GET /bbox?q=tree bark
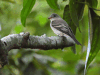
[0,32,75,68]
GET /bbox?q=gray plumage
[48,13,81,45]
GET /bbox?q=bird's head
[48,13,61,21]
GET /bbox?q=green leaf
[84,8,100,74]
[63,5,77,54]
[63,5,76,32]
[69,0,80,32]
[86,0,98,8]
[76,0,85,20]
[87,8,100,67]
[84,8,93,74]
[21,0,36,26]
[46,0,60,10]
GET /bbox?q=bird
[48,13,81,45]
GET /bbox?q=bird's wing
[52,19,81,45]
[52,20,74,37]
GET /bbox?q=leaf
[87,9,100,67]
[63,5,77,54]
[86,0,98,8]
[63,5,76,32]
[84,8,93,74]
[69,0,80,32]
[46,0,60,10]
[84,8,100,74]
[21,0,36,26]
[76,0,85,20]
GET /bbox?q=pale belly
[50,23,62,36]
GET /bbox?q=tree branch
[0,32,75,68]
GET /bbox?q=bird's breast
[50,23,62,35]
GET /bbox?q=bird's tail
[68,33,81,45]
[73,37,81,45]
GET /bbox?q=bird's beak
[48,17,52,19]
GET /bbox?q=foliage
[0,0,100,75]
[21,0,36,26]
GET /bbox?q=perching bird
[48,13,81,45]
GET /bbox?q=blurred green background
[0,0,100,75]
